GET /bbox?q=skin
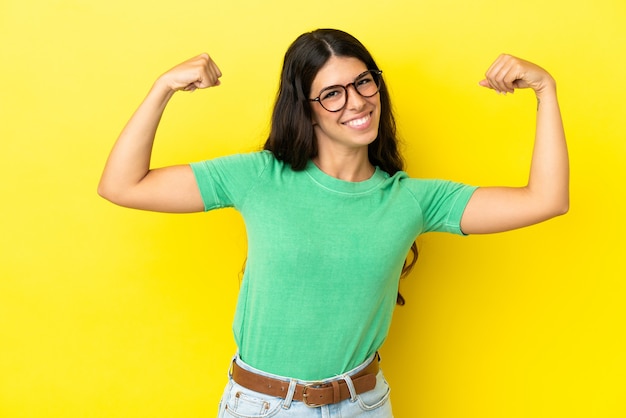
[309,56,380,182]
[98,51,568,233]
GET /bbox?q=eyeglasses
[309,69,383,112]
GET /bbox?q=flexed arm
[460,54,569,234]
[98,54,222,212]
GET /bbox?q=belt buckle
[302,383,325,408]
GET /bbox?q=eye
[356,75,374,86]
[321,87,344,101]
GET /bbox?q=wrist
[534,76,557,101]
[151,76,177,101]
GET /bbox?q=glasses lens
[319,86,346,112]
[355,71,381,98]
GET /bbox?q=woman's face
[309,56,381,156]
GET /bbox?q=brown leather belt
[231,355,379,407]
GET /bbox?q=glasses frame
[309,69,383,113]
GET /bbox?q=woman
[98,29,568,417]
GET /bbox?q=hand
[158,53,222,93]
[479,54,555,96]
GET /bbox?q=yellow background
[1,0,625,417]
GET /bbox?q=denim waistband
[229,352,379,408]
[231,351,378,384]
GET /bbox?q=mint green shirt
[191,151,477,380]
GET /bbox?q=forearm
[526,83,569,215]
[98,78,174,199]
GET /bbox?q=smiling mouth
[343,113,371,128]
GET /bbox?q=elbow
[97,184,116,205]
[532,184,569,220]
[559,198,570,216]
[550,204,569,219]
[97,180,124,206]
[97,178,113,201]
[98,179,146,210]
[557,190,570,216]
[547,195,570,219]
[97,180,109,200]
[97,182,107,200]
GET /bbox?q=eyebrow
[315,69,370,92]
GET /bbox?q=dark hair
[264,28,417,305]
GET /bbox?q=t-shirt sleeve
[406,178,478,235]
[189,151,271,211]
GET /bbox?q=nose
[345,84,367,110]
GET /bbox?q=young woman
[98,29,568,417]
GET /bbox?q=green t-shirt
[190,151,477,380]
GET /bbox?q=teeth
[345,115,369,127]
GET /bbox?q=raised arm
[97,53,222,212]
[460,54,569,234]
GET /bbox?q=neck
[312,148,375,182]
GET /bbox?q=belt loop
[282,379,297,409]
[331,380,340,404]
[341,374,358,402]
[229,353,241,377]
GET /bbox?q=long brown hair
[264,29,417,304]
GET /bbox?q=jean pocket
[220,380,285,418]
[356,371,391,412]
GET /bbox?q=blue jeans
[217,353,393,418]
